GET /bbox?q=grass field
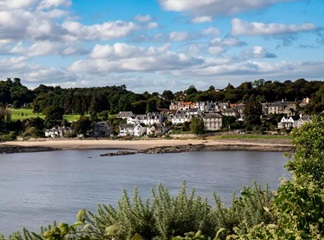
[9,108,82,122]
[212,134,292,140]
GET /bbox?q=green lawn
[214,134,292,140]
[9,108,83,122]
[9,108,44,120]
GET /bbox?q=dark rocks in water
[0,145,58,154]
[100,150,137,157]
[140,144,206,154]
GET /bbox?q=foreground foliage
[1,118,324,239]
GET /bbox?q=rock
[100,150,137,157]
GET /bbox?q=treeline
[1,78,324,115]
[0,78,33,108]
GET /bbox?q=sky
[0,0,323,93]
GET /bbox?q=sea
[0,150,290,236]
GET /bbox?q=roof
[203,113,222,118]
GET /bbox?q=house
[119,124,135,136]
[296,115,312,128]
[222,108,238,117]
[45,126,72,138]
[127,112,163,125]
[202,113,223,131]
[268,102,287,115]
[234,104,245,115]
[134,124,147,137]
[215,102,230,112]
[92,121,113,137]
[277,116,299,129]
[169,101,179,111]
[147,123,169,136]
[170,110,191,125]
[188,108,201,116]
[179,102,195,110]
[117,111,134,119]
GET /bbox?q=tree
[72,116,92,135]
[190,117,205,135]
[162,90,174,101]
[43,106,64,125]
[243,95,262,129]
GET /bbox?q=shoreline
[0,138,294,154]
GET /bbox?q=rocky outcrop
[140,144,206,154]
[100,150,137,157]
[100,142,294,157]
[0,145,59,154]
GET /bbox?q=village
[44,98,312,138]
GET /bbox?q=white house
[170,111,192,125]
[127,112,162,125]
[278,116,299,129]
[119,124,135,136]
[133,124,147,137]
[45,126,72,138]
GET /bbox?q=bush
[0,131,16,141]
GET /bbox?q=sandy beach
[0,137,294,153]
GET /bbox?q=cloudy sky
[0,0,323,93]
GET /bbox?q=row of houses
[45,98,312,138]
[169,98,309,117]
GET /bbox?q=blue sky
[0,0,323,93]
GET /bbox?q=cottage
[147,123,169,136]
[278,116,299,129]
[92,121,113,137]
[117,111,135,119]
[119,124,135,136]
[134,124,147,137]
[170,110,191,125]
[296,115,312,128]
[45,126,72,138]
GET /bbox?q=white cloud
[208,37,246,54]
[10,41,62,57]
[38,0,72,9]
[191,16,212,23]
[241,46,277,58]
[202,26,221,36]
[169,31,191,41]
[0,10,31,40]
[0,0,39,10]
[90,43,144,59]
[69,43,204,73]
[231,18,317,36]
[135,14,152,22]
[158,0,293,17]
[62,20,140,40]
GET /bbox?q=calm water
[0,150,290,236]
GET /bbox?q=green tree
[190,117,205,135]
[243,95,262,129]
[72,116,92,135]
[43,106,64,125]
